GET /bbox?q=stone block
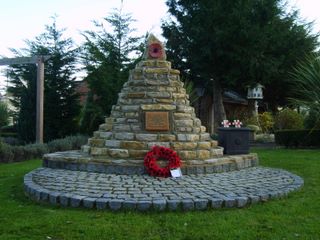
[177,134,200,141]
[120,141,146,149]
[173,113,192,120]
[99,132,113,139]
[152,199,167,211]
[172,142,197,150]
[105,140,121,148]
[200,133,211,141]
[200,126,206,133]
[155,99,174,104]
[127,119,139,123]
[147,142,170,148]
[172,93,186,99]
[49,192,60,205]
[159,134,176,141]
[127,92,146,98]
[147,92,171,98]
[111,111,125,118]
[105,117,114,124]
[130,124,142,131]
[224,197,236,208]
[211,140,218,147]
[194,199,208,210]
[167,200,180,211]
[193,118,201,127]
[236,197,248,208]
[249,195,260,204]
[83,197,96,208]
[174,120,193,128]
[176,105,194,114]
[88,138,105,147]
[115,132,135,140]
[81,145,90,153]
[144,67,171,74]
[123,200,137,210]
[136,133,158,141]
[141,104,176,111]
[128,150,149,158]
[99,123,113,131]
[121,105,140,112]
[113,124,131,132]
[90,147,109,156]
[178,150,197,160]
[40,191,49,201]
[211,198,223,209]
[197,150,210,159]
[197,142,211,150]
[115,118,126,123]
[192,127,201,133]
[96,198,109,210]
[108,149,129,158]
[182,199,194,211]
[87,163,98,172]
[137,200,152,211]
[124,112,139,118]
[70,195,85,208]
[145,79,170,86]
[109,199,123,211]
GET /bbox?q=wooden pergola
[0,56,50,143]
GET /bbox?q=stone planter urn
[218,127,252,155]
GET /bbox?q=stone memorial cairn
[43,34,258,174]
[24,35,303,211]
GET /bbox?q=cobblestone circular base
[24,167,303,211]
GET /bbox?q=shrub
[0,134,88,163]
[0,141,14,163]
[258,112,274,133]
[247,124,260,133]
[274,108,304,130]
[304,109,320,129]
[275,129,320,148]
[47,135,88,152]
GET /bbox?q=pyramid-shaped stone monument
[43,34,258,174]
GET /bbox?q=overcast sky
[0,0,320,88]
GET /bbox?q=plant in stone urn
[218,119,251,155]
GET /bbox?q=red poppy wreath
[144,146,181,177]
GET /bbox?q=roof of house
[223,90,248,105]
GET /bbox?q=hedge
[0,135,88,163]
[275,129,320,148]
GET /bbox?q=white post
[36,56,44,143]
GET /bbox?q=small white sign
[170,168,182,178]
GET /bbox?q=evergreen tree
[162,0,319,130]
[0,102,9,129]
[7,18,80,142]
[80,7,142,133]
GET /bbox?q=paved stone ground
[24,167,303,211]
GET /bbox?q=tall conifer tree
[7,17,80,142]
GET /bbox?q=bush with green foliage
[246,124,260,133]
[47,135,88,152]
[275,129,320,148]
[274,108,304,130]
[304,109,320,129]
[290,54,320,129]
[0,135,88,163]
[258,112,274,133]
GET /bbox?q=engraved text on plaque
[145,112,169,131]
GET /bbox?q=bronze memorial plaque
[145,112,169,131]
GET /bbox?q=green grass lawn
[0,148,319,240]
